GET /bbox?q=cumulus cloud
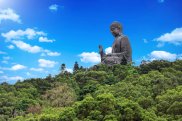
[2,56,10,64]
[46,51,61,56]
[49,4,58,11]
[11,40,60,56]
[2,28,59,56]
[1,56,10,64]
[177,54,182,60]
[155,27,182,47]
[39,37,55,43]
[0,8,21,23]
[1,60,8,64]
[0,51,7,54]
[3,56,10,60]
[10,64,27,71]
[105,47,112,54]
[1,64,26,71]
[66,68,73,73]
[138,51,182,64]
[43,49,61,56]
[79,52,100,63]
[1,28,46,41]
[149,51,177,61]
[0,75,23,82]
[30,68,44,72]
[12,40,42,53]
[7,45,15,49]
[38,59,57,68]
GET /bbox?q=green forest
[0,60,182,121]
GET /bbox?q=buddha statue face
[110,21,122,37]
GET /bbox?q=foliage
[156,86,182,116]
[42,84,77,107]
[0,60,181,121]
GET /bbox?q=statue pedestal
[101,53,126,66]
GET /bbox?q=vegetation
[0,60,182,121]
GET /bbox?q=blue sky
[0,0,182,84]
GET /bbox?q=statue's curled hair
[110,21,122,32]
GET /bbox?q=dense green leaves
[0,60,181,121]
[156,86,182,116]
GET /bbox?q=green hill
[0,60,182,121]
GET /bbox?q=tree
[42,84,77,107]
[2,60,182,120]
[45,74,54,82]
[156,85,182,115]
[26,104,42,114]
[60,63,66,73]
[73,61,79,73]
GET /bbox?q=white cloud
[30,67,44,72]
[49,4,58,11]
[1,56,10,64]
[0,71,4,74]
[105,47,112,54]
[38,59,57,68]
[25,72,37,77]
[3,56,10,60]
[10,64,27,71]
[43,49,61,56]
[0,8,21,23]
[47,51,61,56]
[1,64,26,71]
[66,68,73,73]
[0,51,7,54]
[149,51,177,61]
[0,75,23,82]
[7,45,15,49]
[1,28,46,41]
[155,28,182,46]
[2,28,61,56]
[177,54,182,60]
[12,40,42,53]
[11,40,60,56]
[1,60,8,64]
[137,51,182,64]
[39,37,55,43]
[79,52,100,63]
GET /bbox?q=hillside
[0,60,182,121]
